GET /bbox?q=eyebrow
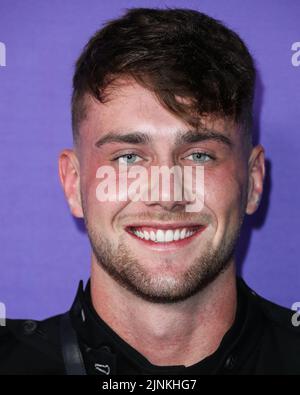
[95,131,151,147]
[95,128,234,149]
[174,129,234,149]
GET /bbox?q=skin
[59,78,265,367]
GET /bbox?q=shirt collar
[69,277,264,374]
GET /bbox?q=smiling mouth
[125,225,205,245]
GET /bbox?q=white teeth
[165,230,173,242]
[174,229,180,241]
[180,229,187,239]
[137,230,144,239]
[132,227,198,243]
[150,231,156,242]
[144,230,150,240]
[156,229,164,242]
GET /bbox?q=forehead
[79,79,239,144]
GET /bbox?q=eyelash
[112,151,215,164]
[184,152,215,163]
[112,153,142,164]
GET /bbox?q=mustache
[118,211,211,225]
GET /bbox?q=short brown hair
[72,8,255,146]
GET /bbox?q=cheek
[80,160,129,229]
[80,160,100,209]
[204,162,246,224]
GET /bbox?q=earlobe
[58,149,84,218]
[245,145,265,215]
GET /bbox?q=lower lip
[125,226,206,251]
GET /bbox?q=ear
[58,149,83,218]
[246,144,265,215]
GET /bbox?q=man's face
[65,79,262,304]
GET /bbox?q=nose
[144,195,188,212]
[142,164,198,212]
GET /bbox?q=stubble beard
[85,218,242,304]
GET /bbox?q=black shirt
[1,277,300,375]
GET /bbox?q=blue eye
[115,153,141,164]
[186,152,213,163]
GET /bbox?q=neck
[90,258,237,367]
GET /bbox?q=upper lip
[125,222,204,230]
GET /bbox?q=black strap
[60,312,87,375]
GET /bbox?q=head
[59,8,265,303]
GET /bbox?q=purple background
[0,0,299,319]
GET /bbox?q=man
[1,8,299,375]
